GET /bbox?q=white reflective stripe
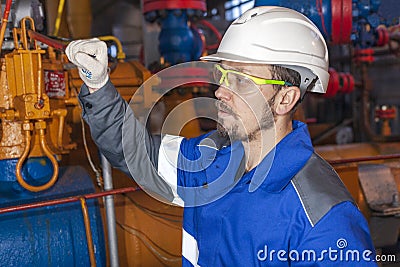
[197,144,218,150]
[182,229,200,267]
[158,134,184,207]
[291,180,314,227]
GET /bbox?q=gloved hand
[66,38,109,90]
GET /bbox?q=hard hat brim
[201,52,266,64]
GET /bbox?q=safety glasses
[213,64,293,95]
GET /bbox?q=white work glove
[66,38,109,90]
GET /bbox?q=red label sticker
[44,70,66,98]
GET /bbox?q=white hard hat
[201,6,329,94]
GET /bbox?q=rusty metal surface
[0,59,11,109]
[315,142,400,218]
[0,120,25,158]
[358,164,400,215]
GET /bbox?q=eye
[236,75,249,89]
[236,76,247,85]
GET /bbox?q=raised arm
[66,39,178,204]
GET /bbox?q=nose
[215,85,233,101]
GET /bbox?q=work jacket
[79,80,377,266]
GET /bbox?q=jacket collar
[198,121,314,193]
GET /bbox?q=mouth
[216,101,235,117]
[218,109,230,117]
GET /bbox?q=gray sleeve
[78,80,175,202]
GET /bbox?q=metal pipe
[0,187,139,214]
[53,109,68,149]
[21,17,45,108]
[101,154,120,267]
[53,0,66,36]
[98,36,126,61]
[16,123,60,192]
[21,17,37,50]
[36,50,44,108]
[57,111,65,150]
[27,30,67,51]
[18,46,26,94]
[16,123,33,191]
[80,197,97,267]
[38,126,59,189]
[28,52,36,91]
[328,153,400,165]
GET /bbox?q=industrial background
[0,0,399,266]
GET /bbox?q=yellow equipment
[0,17,77,192]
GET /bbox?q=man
[66,6,376,266]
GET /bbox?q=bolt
[34,98,45,109]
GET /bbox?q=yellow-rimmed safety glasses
[213,64,293,95]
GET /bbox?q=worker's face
[214,62,277,141]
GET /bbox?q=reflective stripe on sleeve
[182,229,200,266]
[158,134,185,206]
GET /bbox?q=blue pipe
[0,166,106,266]
[0,157,53,194]
[158,9,203,65]
[255,0,384,47]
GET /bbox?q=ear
[275,87,301,115]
